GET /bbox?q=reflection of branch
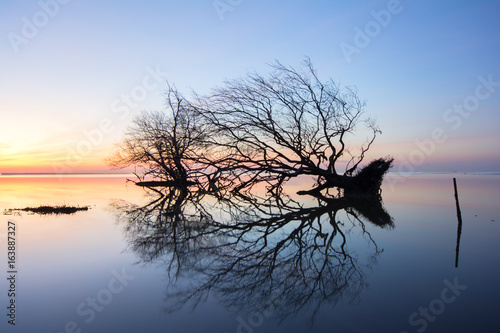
[112,186,393,322]
[111,187,218,280]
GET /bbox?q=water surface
[1,173,499,333]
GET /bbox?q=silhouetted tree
[108,85,211,188]
[110,59,393,195]
[198,58,393,195]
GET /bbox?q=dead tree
[198,58,393,195]
[108,85,211,188]
[110,59,393,196]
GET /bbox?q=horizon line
[1,171,500,176]
[0,172,133,175]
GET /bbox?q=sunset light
[1,1,499,332]
[1,1,499,175]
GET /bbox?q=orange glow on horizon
[0,141,123,174]
[2,134,499,174]
[0,158,114,174]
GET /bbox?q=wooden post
[453,178,463,268]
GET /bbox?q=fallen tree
[110,59,393,196]
[197,58,393,195]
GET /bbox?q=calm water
[1,173,499,333]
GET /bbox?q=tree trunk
[298,157,393,197]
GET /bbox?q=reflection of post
[453,178,463,268]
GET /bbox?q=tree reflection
[111,185,393,322]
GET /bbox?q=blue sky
[1,0,499,173]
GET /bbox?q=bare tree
[110,59,392,195]
[108,85,211,188]
[198,58,393,195]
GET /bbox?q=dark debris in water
[3,205,90,216]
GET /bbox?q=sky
[1,0,499,174]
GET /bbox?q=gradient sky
[1,0,499,174]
